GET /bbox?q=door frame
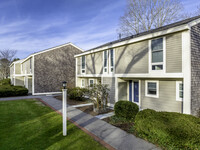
[128,80,141,107]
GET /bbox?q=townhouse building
[10,43,83,95]
[75,16,200,116]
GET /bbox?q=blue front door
[129,80,132,102]
[134,82,139,103]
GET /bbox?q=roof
[75,15,200,57]
[21,42,83,63]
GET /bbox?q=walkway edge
[37,98,115,150]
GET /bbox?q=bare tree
[118,0,183,36]
[0,49,17,79]
[197,5,200,15]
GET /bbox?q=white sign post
[62,88,67,136]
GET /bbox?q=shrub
[0,85,28,97]
[114,101,139,120]
[68,87,88,101]
[0,79,11,85]
[134,109,200,149]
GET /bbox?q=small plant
[114,101,139,120]
[68,87,89,101]
[87,84,110,113]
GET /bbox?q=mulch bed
[103,117,134,133]
[54,96,89,105]
[77,105,114,116]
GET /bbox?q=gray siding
[15,63,21,74]
[103,77,115,104]
[191,23,200,116]
[34,45,82,93]
[115,40,149,74]
[141,80,182,113]
[118,78,127,100]
[166,32,182,73]
[77,57,81,75]
[86,52,103,74]
[28,77,32,93]
[15,77,24,86]
[22,59,31,74]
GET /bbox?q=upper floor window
[151,38,163,70]
[103,51,108,73]
[103,49,114,74]
[176,81,183,101]
[81,56,86,74]
[110,49,114,73]
[30,58,32,73]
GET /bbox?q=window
[151,38,164,70]
[103,49,114,73]
[176,81,183,101]
[89,79,94,87]
[81,79,85,88]
[30,58,32,73]
[81,56,86,74]
[103,51,108,73]
[145,80,159,98]
[110,49,114,73]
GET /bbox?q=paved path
[0,95,160,150]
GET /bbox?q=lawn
[0,99,107,150]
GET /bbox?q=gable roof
[21,42,83,63]
[75,15,200,57]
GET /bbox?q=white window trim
[89,79,95,86]
[25,63,27,74]
[103,50,108,74]
[109,49,115,74]
[149,37,166,73]
[81,79,85,88]
[21,64,23,74]
[145,80,159,98]
[81,56,86,74]
[176,81,183,101]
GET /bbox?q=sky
[0,0,200,59]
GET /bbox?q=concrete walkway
[0,95,160,150]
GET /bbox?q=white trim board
[77,73,183,78]
[33,92,62,95]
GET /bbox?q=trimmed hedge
[114,101,139,120]
[0,85,28,97]
[68,87,89,101]
[0,79,11,85]
[134,109,200,149]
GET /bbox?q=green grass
[0,99,107,150]
[134,109,200,150]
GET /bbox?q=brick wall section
[191,23,200,116]
[34,45,81,93]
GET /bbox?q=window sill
[145,94,159,98]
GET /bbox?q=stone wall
[34,45,82,93]
[191,23,200,116]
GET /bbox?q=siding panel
[86,52,103,74]
[166,33,182,73]
[115,41,149,74]
[141,80,182,113]
[103,77,115,104]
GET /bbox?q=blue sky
[0,0,200,59]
